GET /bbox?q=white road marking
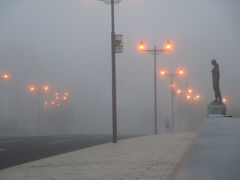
[0,149,7,152]
[48,140,71,144]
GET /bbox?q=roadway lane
[0,135,133,169]
[172,116,240,180]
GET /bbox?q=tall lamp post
[0,72,10,120]
[28,84,50,135]
[159,68,184,133]
[138,40,172,134]
[99,0,123,143]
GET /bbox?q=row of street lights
[174,85,201,102]
[0,71,72,135]
[159,68,185,133]
[98,0,185,141]
[28,84,70,135]
[184,88,201,102]
[138,40,172,134]
[97,0,230,142]
[99,0,209,141]
[99,0,172,142]
[43,92,69,109]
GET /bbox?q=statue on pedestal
[211,59,222,104]
[208,59,226,115]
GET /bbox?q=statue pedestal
[207,103,226,115]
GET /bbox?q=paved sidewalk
[173,117,240,180]
[0,133,197,180]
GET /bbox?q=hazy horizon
[0,0,239,135]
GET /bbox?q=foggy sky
[0,0,240,134]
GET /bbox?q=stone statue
[211,59,222,104]
[207,59,226,115]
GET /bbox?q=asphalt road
[0,134,133,170]
[172,116,240,180]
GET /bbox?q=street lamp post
[28,84,50,135]
[170,73,174,132]
[99,0,123,143]
[0,72,10,121]
[160,68,184,133]
[139,41,172,134]
[37,91,41,135]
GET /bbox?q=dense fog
[0,0,239,135]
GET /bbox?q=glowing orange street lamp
[188,89,193,94]
[186,95,191,100]
[178,68,184,76]
[165,40,172,50]
[159,69,166,77]
[139,41,145,51]
[29,85,36,92]
[193,95,201,102]
[43,85,49,92]
[55,92,59,96]
[63,96,67,101]
[177,89,181,95]
[55,96,59,100]
[159,68,185,78]
[1,73,9,80]
[222,98,227,103]
[64,92,69,96]
[51,101,55,105]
